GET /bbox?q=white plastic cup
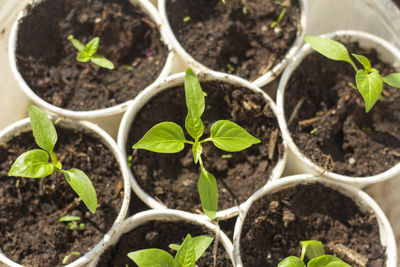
[0,117,131,267]
[232,174,397,267]
[8,0,174,138]
[88,209,235,266]
[158,0,307,88]
[276,30,400,187]
[118,71,287,219]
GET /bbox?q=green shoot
[62,251,81,265]
[59,215,85,231]
[226,63,235,72]
[8,105,97,213]
[132,68,260,219]
[128,234,214,267]
[304,35,400,112]
[67,35,114,70]
[183,16,191,22]
[222,0,226,3]
[278,240,351,267]
[270,8,287,28]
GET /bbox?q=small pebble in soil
[348,157,356,165]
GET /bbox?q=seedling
[128,234,214,267]
[67,35,114,70]
[8,105,97,213]
[304,35,400,112]
[278,240,351,267]
[62,251,80,265]
[132,68,260,219]
[59,215,85,231]
[270,8,286,28]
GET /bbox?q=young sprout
[67,35,114,70]
[270,8,287,28]
[128,234,214,267]
[132,68,260,219]
[59,215,85,231]
[278,240,351,267]
[62,251,81,265]
[8,105,97,213]
[304,35,400,112]
[183,16,191,22]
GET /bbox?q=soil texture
[16,0,168,111]
[97,220,232,266]
[166,0,301,81]
[240,183,385,266]
[127,81,284,213]
[0,126,124,266]
[284,42,400,176]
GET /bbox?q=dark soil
[284,42,400,176]
[0,126,124,266]
[97,220,232,266]
[240,183,386,266]
[127,81,284,213]
[16,0,169,111]
[166,0,301,81]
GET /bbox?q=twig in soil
[326,242,368,267]
[287,97,305,125]
[59,197,82,217]
[211,220,221,267]
[298,115,323,127]
[268,128,279,160]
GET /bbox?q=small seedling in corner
[132,68,260,219]
[8,105,97,213]
[59,215,85,231]
[128,234,214,267]
[278,240,351,267]
[270,8,286,28]
[304,35,400,112]
[62,251,81,265]
[67,35,114,69]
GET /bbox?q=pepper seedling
[278,240,351,267]
[8,105,97,213]
[67,35,114,70]
[59,215,85,231]
[128,234,214,267]
[62,251,81,265]
[304,35,400,112]
[132,68,260,219]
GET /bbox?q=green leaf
[184,68,205,140]
[132,122,187,153]
[8,149,54,178]
[63,168,97,213]
[304,35,357,71]
[128,249,174,267]
[59,215,81,222]
[84,37,99,57]
[278,256,306,267]
[300,240,325,261]
[382,73,400,88]
[308,255,351,267]
[67,35,85,52]
[191,235,214,261]
[192,142,202,164]
[91,55,114,69]
[175,234,196,267]
[77,52,91,62]
[169,244,181,251]
[351,53,371,72]
[198,168,218,219]
[209,120,260,152]
[355,69,383,112]
[28,105,57,154]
